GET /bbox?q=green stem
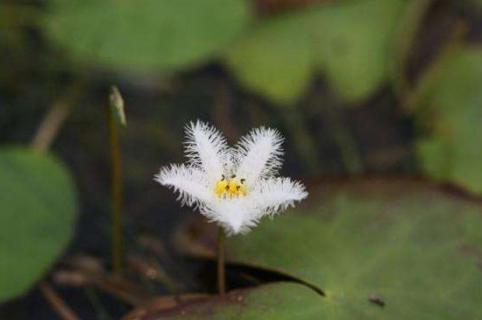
[107,105,123,275]
[217,226,226,295]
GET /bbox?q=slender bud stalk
[107,86,125,275]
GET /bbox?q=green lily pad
[313,0,405,101]
[46,0,250,72]
[0,148,77,302]
[224,12,313,105]
[124,283,325,320]
[224,0,406,105]
[416,46,482,193]
[166,177,482,318]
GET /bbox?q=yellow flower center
[214,175,247,198]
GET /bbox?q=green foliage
[47,0,407,104]
[162,179,482,318]
[416,46,482,193]
[46,0,250,72]
[313,0,405,101]
[0,148,77,302]
[224,12,313,105]
[225,0,406,105]
[155,283,323,319]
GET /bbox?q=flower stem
[217,226,226,296]
[107,102,123,275]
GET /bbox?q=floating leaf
[46,0,250,72]
[416,46,482,193]
[225,0,407,105]
[166,178,482,318]
[123,283,324,320]
[0,148,77,302]
[224,11,313,105]
[313,0,405,101]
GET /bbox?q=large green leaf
[124,283,325,320]
[313,0,405,101]
[0,148,77,302]
[224,12,313,105]
[224,0,406,105]
[46,0,250,72]
[416,46,482,193]
[162,178,482,318]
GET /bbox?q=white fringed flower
[155,120,308,235]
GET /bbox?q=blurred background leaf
[416,46,482,193]
[224,10,313,105]
[0,148,77,302]
[225,0,407,106]
[46,0,251,72]
[313,0,406,102]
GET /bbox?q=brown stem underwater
[39,281,80,320]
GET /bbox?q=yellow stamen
[215,180,229,196]
[214,177,247,198]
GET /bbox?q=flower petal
[155,164,212,207]
[252,177,308,215]
[185,120,229,184]
[203,198,261,235]
[234,127,283,185]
